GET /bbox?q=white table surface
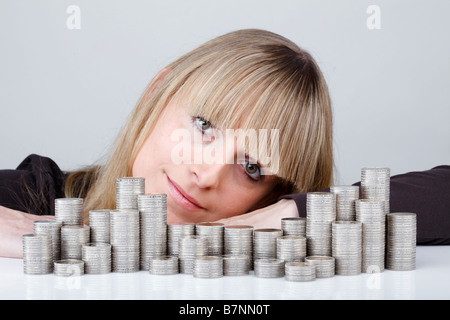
[1,246,449,300]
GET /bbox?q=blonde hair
[65,29,333,224]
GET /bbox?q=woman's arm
[0,205,55,258]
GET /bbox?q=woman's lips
[166,175,204,211]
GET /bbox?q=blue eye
[243,161,261,181]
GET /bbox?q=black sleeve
[279,165,450,246]
[0,154,67,216]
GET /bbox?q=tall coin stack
[332,221,362,275]
[55,198,83,226]
[23,234,53,275]
[276,236,307,263]
[253,229,283,260]
[89,210,111,244]
[168,223,195,256]
[178,235,208,274]
[82,243,112,274]
[281,217,306,237]
[61,225,90,260]
[361,168,390,214]
[306,192,336,256]
[330,185,360,221]
[224,225,253,271]
[138,194,167,270]
[110,209,140,272]
[195,222,224,256]
[33,220,62,261]
[356,200,386,273]
[116,177,145,209]
[386,213,417,271]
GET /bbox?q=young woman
[0,29,449,258]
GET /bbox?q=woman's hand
[216,199,299,229]
[0,206,55,259]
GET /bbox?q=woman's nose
[190,163,229,189]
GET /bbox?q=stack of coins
[110,209,140,272]
[89,209,110,243]
[116,177,145,209]
[253,229,283,260]
[194,256,223,278]
[224,225,253,268]
[276,236,307,262]
[195,222,224,256]
[178,235,208,274]
[61,226,90,260]
[332,221,362,275]
[82,243,112,274]
[356,200,385,273]
[281,217,306,237]
[23,234,53,275]
[361,167,390,214]
[306,192,336,256]
[33,220,62,261]
[330,185,360,221]
[284,262,316,282]
[168,223,195,256]
[254,259,285,278]
[149,256,179,275]
[386,213,417,271]
[222,255,250,276]
[138,194,167,270]
[305,256,335,278]
[55,198,83,226]
[53,260,85,277]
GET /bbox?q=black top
[1,154,449,245]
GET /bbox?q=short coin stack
[276,236,306,263]
[55,198,83,226]
[305,256,335,278]
[138,194,168,270]
[149,256,179,275]
[61,225,90,260]
[194,256,223,278]
[33,220,62,261]
[110,209,140,272]
[330,185,360,221]
[89,209,111,243]
[306,192,336,256]
[253,229,283,260]
[168,223,195,256]
[23,234,53,275]
[284,262,316,282]
[53,260,85,277]
[178,235,208,274]
[386,213,417,271]
[254,259,285,278]
[223,255,250,276]
[82,243,112,274]
[195,222,224,256]
[356,200,385,273]
[116,177,145,210]
[331,221,362,275]
[361,168,390,214]
[281,217,306,237]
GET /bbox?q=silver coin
[33,220,62,261]
[55,198,83,226]
[178,235,208,274]
[223,255,250,276]
[305,256,335,278]
[285,262,316,282]
[149,256,179,275]
[332,221,362,276]
[23,234,53,275]
[254,259,285,278]
[89,210,111,244]
[194,256,223,278]
[116,177,145,210]
[168,223,195,256]
[54,259,84,277]
[386,213,416,271]
[61,225,90,260]
[195,222,224,256]
[281,217,306,237]
[82,243,112,274]
[253,228,283,260]
[330,185,360,221]
[276,236,307,263]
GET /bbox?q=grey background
[1,0,449,185]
